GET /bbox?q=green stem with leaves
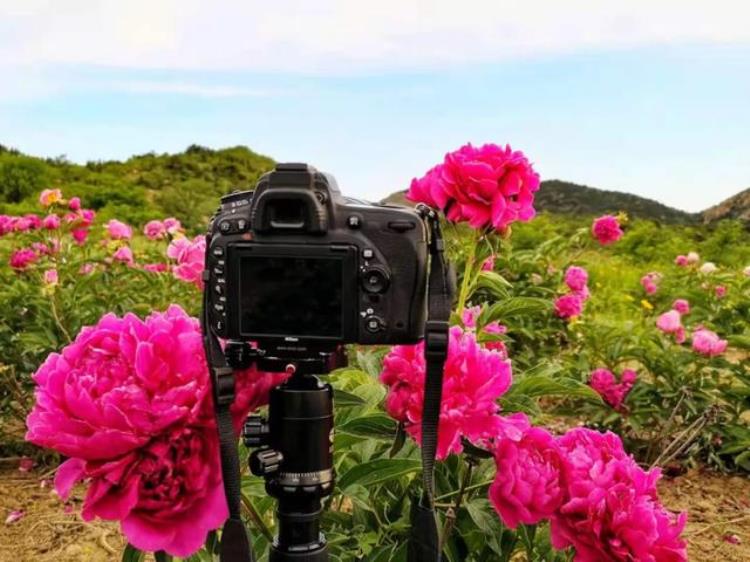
[456,230,483,313]
[440,457,476,550]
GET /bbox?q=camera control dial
[361,267,389,294]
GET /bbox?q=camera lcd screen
[239,256,344,338]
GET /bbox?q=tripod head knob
[243,415,270,447]
[250,448,284,477]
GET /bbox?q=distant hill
[702,188,750,223]
[384,180,700,224]
[0,143,274,230]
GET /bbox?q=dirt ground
[0,464,748,562]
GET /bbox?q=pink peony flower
[9,248,38,271]
[54,425,227,557]
[554,294,584,319]
[715,285,727,299]
[564,266,588,293]
[0,215,13,235]
[380,326,512,459]
[551,428,687,562]
[143,220,167,240]
[26,305,285,461]
[25,214,42,230]
[462,305,481,329]
[39,189,63,207]
[641,272,661,295]
[68,197,81,211]
[113,246,135,266]
[674,255,688,267]
[489,416,565,529]
[143,263,169,273]
[167,236,206,289]
[589,368,637,410]
[591,215,623,246]
[72,228,89,245]
[79,263,95,275]
[691,328,727,357]
[43,269,59,286]
[105,219,133,240]
[407,143,540,232]
[13,217,32,232]
[19,457,35,472]
[656,310,686,344]
[163,217,183,235]
[42,214,61,230]
[672,299,690,315]
[482,255,495,271]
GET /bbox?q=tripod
[241,349,345,562]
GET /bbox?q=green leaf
[481,297,552,324]
[154,552,173,562]
[728,335,750,350]
[502,374,602,403]
[333,387,367,407]
[338,414,397,439]
[465,499,500,534]
[389,423,407,457]
[121,544,145,562]
[473,271,512,298]
[338,458,422,491]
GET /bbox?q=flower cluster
[555,265,590,320]
[489,422,686,561]
[692,328,727,357]
[589,368,637,410]
[591,215,623,246]
[26,305,287,556]
[674,251,700,267]
[656,310,686,344]
[407,143,540,232]
[461,305,508,356]
[656,298,727,356]
[380,325,512,459]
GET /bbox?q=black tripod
[241,348,345,562]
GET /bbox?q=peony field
[0,142,748,562]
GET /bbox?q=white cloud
[0,0,748,73]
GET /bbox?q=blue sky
[1,1,749,212]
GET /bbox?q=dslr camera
[205,162,430,356]
[203,163,451,562]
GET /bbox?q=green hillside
[0,143,274,231]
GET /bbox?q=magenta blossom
[589,368,637,410]
[564,266,588,293]
[641,272,661,295]
[43,269,59,286]
[554,294,584,320]
[143,263,169,273]
[691,328,727,357]
[489,415,565,529]
[143,220,167,240]
[9,248,38,271]
[54,425,227,557]
[551,428,687,562]
[68,197,81,211]
[72,228,89,245]
[407,143,540,232]
[672,299,690,315]
[163,217,183,235]
[482,255,495,271]
[380,326,512,459]
[674,255,688,267]
[591,215,623,246]
[106,219,133,240]
[42,214,61,230]
[715,285,727,299]
[167,236,206,289]
[461,306,508,355]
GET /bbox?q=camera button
[214,303,225,312]
[388,220,416,232]
[214,284,223,295]
[213,265,224,275]
[365,316,385,333]
[362,249,374,259]
[212,246,224,257]
[237,219,248,231]
[347,215,362,229]
[219,221,232,233]
[216,320,225,331]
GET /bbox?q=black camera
[205,162,429,352]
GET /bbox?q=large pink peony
[407,143,540,232]
[656,310,686,344]
[9,248,38,271]
[55,425,227,557]
[380,326,512,459]
[564,266,588,293]
[106,219,133,240]
[554,293,584,320]
[551,428,687,562]
[167,235,206,289]
[489,415,565,529]
[591,215,623,246]
[672,299,690,315]
[143,220,167,240]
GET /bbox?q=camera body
[205,163,429,353]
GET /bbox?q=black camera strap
[201,258,256,562]
[408,208,452,562]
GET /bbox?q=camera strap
[201,259,256,562]
[408,209,452,562]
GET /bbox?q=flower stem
[456,231,482,313]
[439,458,475,550]
[240,493,274,542]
